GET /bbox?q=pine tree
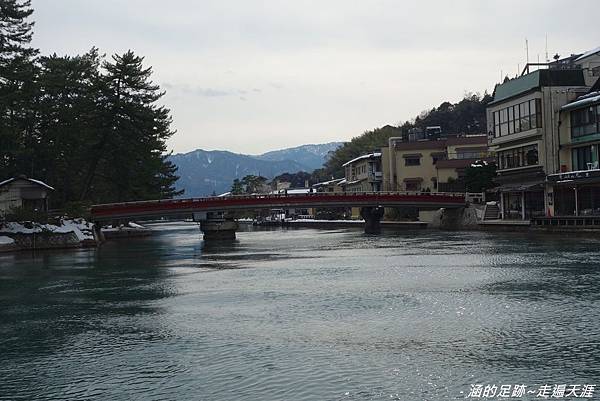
[231,179,243,195]
[0,0,38,178]
[35,49,103,204]
[80,50,181,202]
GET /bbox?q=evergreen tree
[35,49,103,205]
[240,175,267,194]
[231,179,243,195]
[80,50,181,202]
[0,3,182,208]
[465,160,497,192]
[0,0,38,178]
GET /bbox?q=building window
[456,151,484,159]
[572,145,599,171]
[497,144,538,170]
[431,153,446,164]
[492,99,541,137]
[571,105,599,139]
[405,157,421,166]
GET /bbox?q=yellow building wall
[381,147,392,191]
[436,167,458,183]
[394,148,441,191]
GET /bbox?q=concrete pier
[198,212,239,240]
[360,206,385,234]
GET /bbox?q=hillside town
[253,45,600,229]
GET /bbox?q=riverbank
[0,219,97,251]
[0,219,157,253]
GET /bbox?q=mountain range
[169,142,343,197]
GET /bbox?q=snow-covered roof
[575,46,600,62]
[342,152,382,167]
[561,91,600,111]
[0,177,55,191]
[312,178,344,187]
[269,188,313,195]
[285,188,312,194]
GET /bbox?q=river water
[0,222,599,400]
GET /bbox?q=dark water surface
[1,223,599,400]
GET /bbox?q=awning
[492,181,545,192]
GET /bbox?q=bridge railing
[91,191,465,210]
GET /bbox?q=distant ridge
[169,142,343,197]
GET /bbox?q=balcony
[368,171,383,182]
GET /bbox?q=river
[1,222,599,400]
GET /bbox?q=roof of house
[342,152,381,167]
[575,46,600,62]
[446,135,488,146]
[0,176,55,191]
[490,69,586,106]
[270,188,312,195]
[394,140,447,151]
[561,91,600,112]
[312,178,344,187]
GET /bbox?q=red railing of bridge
[90,191,465,220]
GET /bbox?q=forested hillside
[321,93,492,178]
[0,0,180,207]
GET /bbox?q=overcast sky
[31,0,599,155]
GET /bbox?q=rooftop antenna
[545,35,549,62]
[526,38,530,65]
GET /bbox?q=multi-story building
[341,152,383,192]
[546,80,600,216]
[381,135,490,192]
[486,57,597,219]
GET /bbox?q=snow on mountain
[169,142,344,197]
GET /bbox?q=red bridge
[91,192,465,239]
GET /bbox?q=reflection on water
[1,222,599,400]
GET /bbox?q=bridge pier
[360,206,385,234]
[197,212,239,240]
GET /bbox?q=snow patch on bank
[0,236,15,245]
[1,219,95,242]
